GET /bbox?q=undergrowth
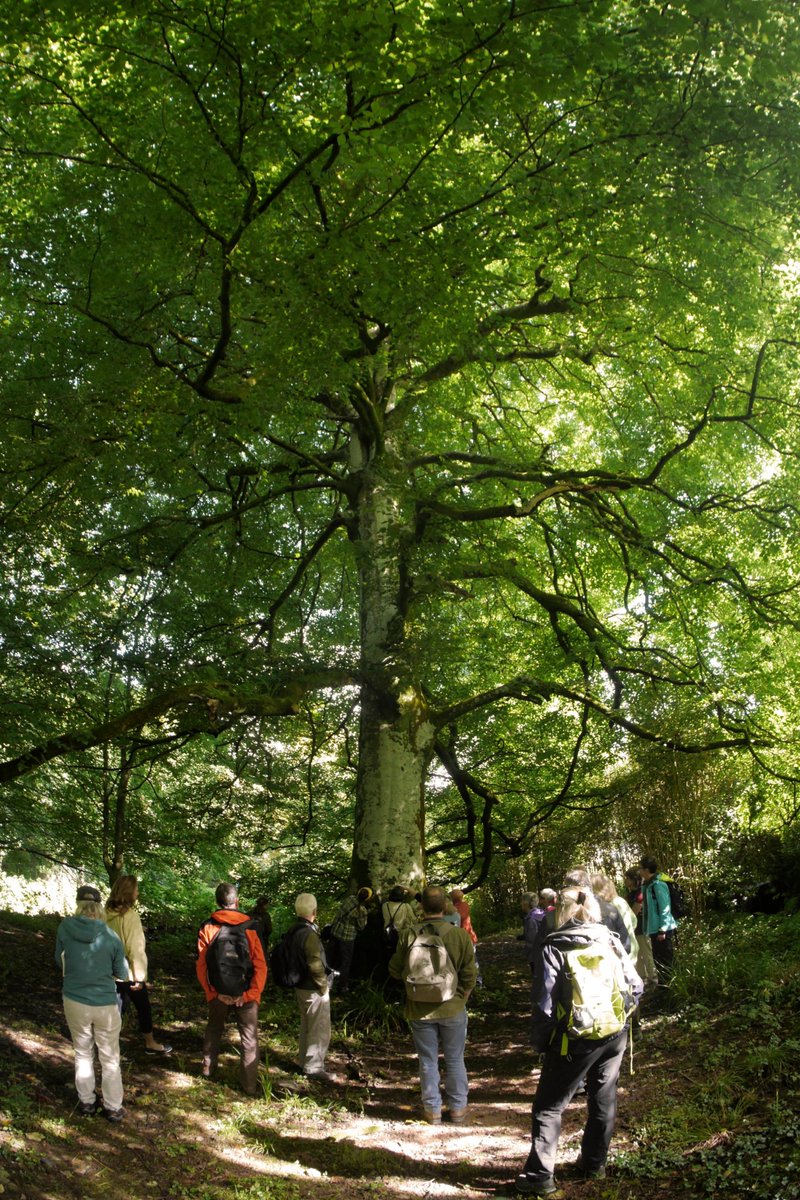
[616,912,800,1199]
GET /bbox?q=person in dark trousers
[197,883,267,1096]
[247,896,273,960]
[329,887,372,992]
[521,889,557,976]
[639,856,678,996]
[105,875,172,1055]
[515,888,642,1196]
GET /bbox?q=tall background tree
[2,0,800,899]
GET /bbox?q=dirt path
[0,918,664,1200]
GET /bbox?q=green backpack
[564,940,630,1040]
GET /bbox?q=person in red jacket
[450,888,483,988]
[197,882,267,1096]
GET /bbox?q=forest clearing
[3,5,800,1196]
[1,910,798,1200]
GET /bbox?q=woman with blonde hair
[514,887,642,1196]
[591,872,639,964]
[56,885,128,1119]
[105,875,172,1055]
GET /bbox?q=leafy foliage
[2,0,800,892]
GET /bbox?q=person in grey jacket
[55,885,129,1120]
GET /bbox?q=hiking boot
[514,1174,560,1196]
[448,1107,468,1125]
[574,1158,606,1180]
[103,1106,125,1123]
[78,1098,99,1116]
[422,1109,442,1124]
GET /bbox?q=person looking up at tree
[639,856,678,998]
[105,875,172,1055]
[197,882,267,1096]
[330,886,372,993]
[56,885,128,1121]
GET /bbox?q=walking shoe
[103,1106,125,1123]
[78,1098,99,1116]
[145,1042,173,1055]
[574,1158,606,1180]
[514,1174,560,1196]
[304,1069,337,1084]
[448,1107,468,1125]
[422,1109,442,1124]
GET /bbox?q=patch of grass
[335,981,405,1041]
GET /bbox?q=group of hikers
[54,856,681,1194]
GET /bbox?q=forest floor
[0,911,793,1200]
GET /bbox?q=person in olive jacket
[389,884,477,1125]
[55,885,129,1120]
[286,892,335,1082]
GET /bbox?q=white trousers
[63,997,123,1111]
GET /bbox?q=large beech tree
[2,0,800,890]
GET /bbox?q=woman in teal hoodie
[639,857,678,993]
[55,885,129,1120]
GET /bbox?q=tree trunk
[349,428,434,893]
[102,744,131,885]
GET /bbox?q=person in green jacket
[389,884,477,1125]
[55,885,129,1120]
[639,856,679,995]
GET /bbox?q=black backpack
[383,903,402,952]
[665,877,687,920]
[269,926,311,989]
[205,918,254,997]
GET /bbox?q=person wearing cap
[56,886,129,1121]
[329,887,372,993]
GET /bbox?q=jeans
[63,997,123,1111]
[202,999,260,1095]
[521,1029,628,1185]
[410,1007,468,1113]
[295,988,331,1074]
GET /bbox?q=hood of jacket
[209,908,251,927]
[544,918,614,956]
[59,915,107,944]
